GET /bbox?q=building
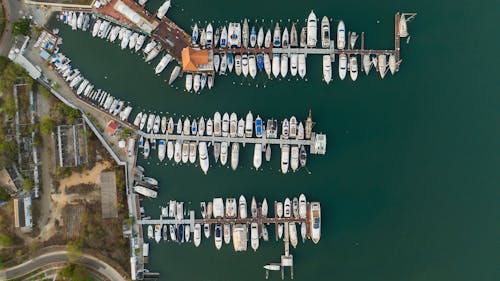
[100,171,118,219]
[106,121,120,135]
[8,36,42,80]
[181,47,214,73]
[0,167,22,197]
[13,195,33,233]
[113,0,158,34]
[56,122,89,167]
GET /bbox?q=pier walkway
[138,131,327,154]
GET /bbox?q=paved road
[0,250,127,280]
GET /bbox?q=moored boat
[272,53,280,78]
[255,115,263,138]
[189,142,197,163]
[250,222,259,251]
[339,54,347,80]
[182,142,189,163]
[389,54,396,75]
[310,202,321,243]
[290,23,298,47]
[298,54,306,78]
[299,194,307,219]
[349,55,358,81]
[337,20,346,50]
[239,195,247,219]
[253,143,262,169]
[289,222,298,248]
[378,54,387,79]
[290,145,299,172]
[299,145,307,167]
[231,142,239,170]
[321,16,330,48]
[199,142,209,174]
[194,223,201,247]
[223,223,231,244]
[214,224,223,250]
[220,141,228,165]
[273,23,281,47]
[280,54,288,78]
[307,11,318,47]
[363,54,372,75]
[245,111,253,137]
[281,144,290,174]
[323,55,332,84]
[257,27,264,48]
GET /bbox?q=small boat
[245,111,253,137]
[231,143,239,170]
[299,145,307,167]
[264,29,272,48]
[237,118,245,137]
[292,197,299,218]
[273,23,281,47]
[198,117,205,136]
[281,144,290,174]
[182,142,189,163]
[134,185,157,198]
[323,55,332,84]
[225,198,237,218]
[249,26,257,47]
[350,32,358,49]
[310,202,321,243]
[255,115,263,138]
[300,27,307,47]
[239,195,247,219]
[174,141,181,163]
[307,10,317,47]
[251,196,257,218]
[203,223,210,238]
[349,56,358,81]
[219,52,227,75]
[214,224,223,250]
[169,225,177,241]
[200,73,207,90]
[298,54,306,78]
[222,112,229,137]
[213,142,221,163]
[143,40,157,54]
[257,27,264,48]
[183,118,191,135]
[363,54,372,75]
[290,54,298,76]
[134,112,143,127]
[228,22,241,48]
[230,113,237,137]
[235,54,242,76]
[162,224,168,241]
[253,143,262,169]
[262,199,268,217]
[305,110,313,139]
[213,54,220,72]
[289,116,297,138]
[207,202,213,219]
[185,74,193,91]
[185,224,190,242]
[198,142,209,174]
[206,119,213,136]
[176,119,182,134]
[250,222,259,251]
[289,222,298,248]
[389,54,397,75]
[249,55,257,79]
[143,139,150,159]
[191,24,199,44]
[206,23,213,47]
[299,194,307,219]
[278,223,284,239]
[207,75,214,89]
[280,54,288,78]
[256,54,264,72]
[276,201,283,218]
[193,74,201,93]
[378,54,387,79]
[290,23,298,47]
[265,144,271,161]
[191,119,198,135]
[321,16,330,48]
[264,54,272,78]
[147,225,153,239]
[200,202,206,218]
[242,19,249,48]
[227,53,234,73]
[156,0,171,19]
[161,116,167,134]
[194,224,201,247]
[241,54,249,77]
[220,141,228,165]
[220,26,227,48]
[169,200,176,218]
[337,20,346,50]
[262,224,269,241]
[272,53,280,78]
[282,118,289,139]
[282,27,289,48]
[399,14,409,38]
[189,142,197,163]
[223,223,231,244]
[290,145,299,172]
[145,45,161,62]
[339,54,347,80]
[158,140,166,161]
[199,29,206,47]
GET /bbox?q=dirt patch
[65,183,96,195]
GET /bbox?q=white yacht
[206,23,213,47]
[154,224,162,243]
[363,54,372,75]
[213,54,220,72]
[249,55,257,79]
[239,195,247,219]
[133,185,157,198]
[339,54,347,80]
[181,142,189,163]
[222,112,229,137]
[378,54,387,79]
[301,222,307,242]
[307,11,317,47]
[276,201,283,218]
[223,223,231,244]
[262,224,269,241]
[193,74,201,93]
[337,20,346,50]
[284,198,291,218]
[225,198,237,218]
[281,144,290,174]
[323,55,332,84]
[310,202,321,243]
[161,116,167,134]
[250,26,257,47]
[300,27,306,47]
[273,23,281,47]
[147,225,153,239]
[194,223,201,247]
[145,45,161,62]
[133,112,143,127]
[280,54,288,78]
[167,141,174,160]
[282,118,289,139]
[241,54,249,77]
[229,113,237,137]
[185,74,193,91]
[389,54,397,75]
[174,140,181,163]
[220,26,227,48]
[289,222,298,248]
[231,143,239,170]
[282,27,289,48]
[155,54,172,74]
[135,35,146,52]
[290,54,298,76]
[242,19,249,48]
[257,27,264,48]
[203,223,210,238]
[289,116,297,138]
[198,117,205,136]
[299,194,307,219]
[298,54,306,78]
[220,141,228,165]
[214,224,223,250]
[206,118,213,136]
[158,140,166,162]
[146,114,155,133]
[214,112,222,137]
[176,119,182,134]
[349,56,358,81]
[264,29,272,48]
[399,14,409,38]
[185,225,191,242]
[278,223,284,240]
[228,22,241,47]
[290,23,298,47]
[321,16,330,48]
[292,197,299,218]
[253,143,262,169]
[183,118,191,135]
[198,142,209,174]
[272,53,280,78]
[237,118,245,138]
[250,222,259,251]
[262,199,268,217]
[264,54,271,78]
[156,0,171,19]
[189,142,197,163]
[245,111,253,137]
[234,54,242,76]
[290,145,299,172]
[219,52,227,75]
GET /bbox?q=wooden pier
[152,17,191,62]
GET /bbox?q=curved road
[0,250,127,280]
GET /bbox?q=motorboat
[307,11,317,47]
[222,112,229,137]
[152,115,160,134]
[321,16,330,48]
[282,27,289,48]
[214,224,223,249]
[250,26,257,47]
[284,198,291,218]
[305,110,313,139]
[363,54,372,75]
[223,223,231,244]
[225,198,237,218]
[167,141,173,160]
[174,141,181,163]
[128,32,139,50]
[203,223,210,238]
[185,224,191,242]
[147,225,153,239]
[198,142,209,174]
[239,195,247,219]
[92,20,101,37]
[192,24,199,44]
[161,116,167,134]
[292,197,299,218]
[257,27,264,48]
[262,224,269,241]
[349,56,358,81]
[251,196,257,218]
[169,225,177,241]
[235,55,242,76]
[273,23,281,47]
[182,142,189,163]
[323,55,332,84]
[272,54,280,78]
[213,54,220,72]
[289,116,297,138]
[278,223,284,239]
[299,194,307,219]
[185,74,193,91]
[298,54,306,78]
[266,119,278,139]
[169,200,177,218]
[241,54,249,77]
[154,224,161,243]
[230,113,237,137]
[255,115,263,138]
[300,145,307,167]
[214,112,222,137]
[289,222,298,248]
[265,144,271,162]
[135,35,146,52]
[339,54,347,80]
[245,111,253,137]
[300,27,306,47]
[145,45,161,62]
[133,185,157,198]
[253,143,262,169]
[281,144,290,174]
[264,54,271,78]
[143,40,157,54]
[219,52,227,75]
[256,54,264,72]
[231,143,239,170]
[199,29,206,47]
[200,73,207,90]
[350,32,358,49]
[399,14,409,38]
[337,20,346,50]
[250,222,259,251]
[206,23,213,47]
[264,29,272,48]
[276,201,283,218]
[207,202,213,219]
[290,145,299,172]
[282,118,289,139]
[290,54,298,76]
[228,22,241,47]
[280,54,288,78]
[378,54,387,79]
[237,118,245,138]
[143,139,150,159]
[161,224,168,241]
[183,118,191,135]
[176,119,182,134]
[310,202,321,243]
[220,141,228,165]
[262,199,268,217]
[200,202,206,219]
[155,54,172,75]
[242,19,249,48]
[176,202,184,220]
[133,112,143,127]
[189,142,197,163]
[206,118,213,136]
[213,142,220,163]
[220,26,227,48]
[389,54,397,75]
[158,140,166,161]
[193,74,200,93]
[227,53,234,73]
[156,0,171,19]
[290,23,298,47]
[249,55,257,79]
[194,224,201,247]
[191,119,198,135]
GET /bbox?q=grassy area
[29,0,94,6]
[0,2,5,40]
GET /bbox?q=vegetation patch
[65,183,96,195]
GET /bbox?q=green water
[50,0,499,280]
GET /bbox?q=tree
[58,263,94,281]
[23,178,32,191]
[0,188,9,201]
[0,141,18,168]
[66,240,83,261]
[40,116,55,135]
[0,232,12,247]
[11,18,31,36]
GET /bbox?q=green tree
[23,178,32,191]
[0,140,18,168]
[0,188,9,201]
[40,116,55,135]
[66,240,83,261]
[11,18,31,36]
[0,232,12,247]
[58,263,94,281]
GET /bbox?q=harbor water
[49,0,498,280]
